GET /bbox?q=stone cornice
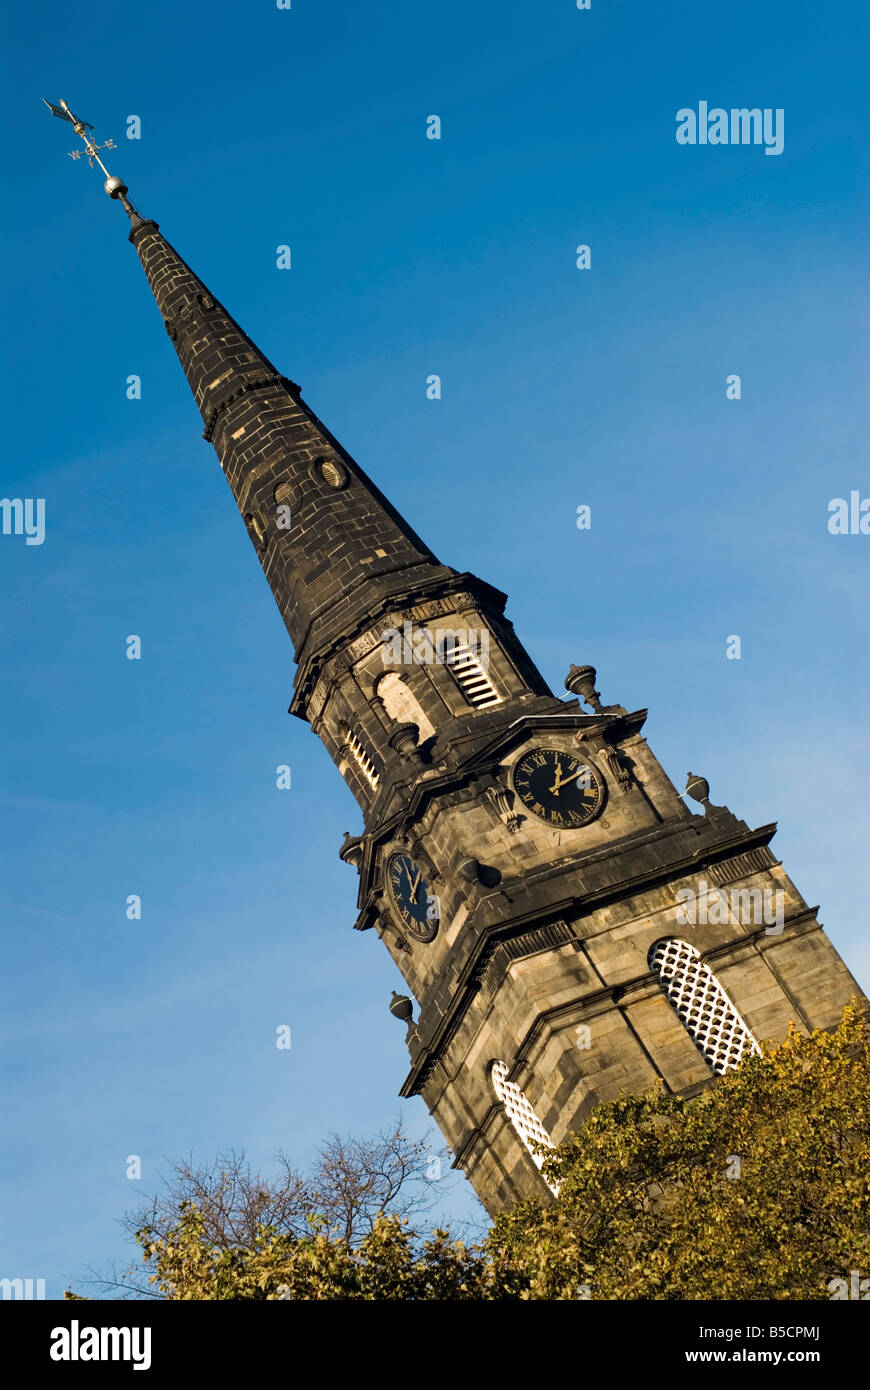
[289,570,510,719]
[400,817,780,1096]
[350,704,648,870]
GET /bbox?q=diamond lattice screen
[650,938,761,1075]
[491,1060,558,1194]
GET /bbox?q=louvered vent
[344,729,379,791]
[445,641,501,709]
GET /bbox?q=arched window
[649,938,761,1076]
[491,1060,558,1194]
[374,672,435,741]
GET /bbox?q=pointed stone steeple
[118,201,556,826]
[126,213,463,673]
[54,104,866,1226]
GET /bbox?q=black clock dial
[387,853,438,942]
[512,748,604,827]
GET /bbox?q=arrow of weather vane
[42,95,138,217]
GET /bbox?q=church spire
[47,101,867,1225]
[126,212,459,665]
[44,98,468,693]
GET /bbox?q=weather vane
[42,97,135,212]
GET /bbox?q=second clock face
[387,853,438,942]
[512,748,604,827]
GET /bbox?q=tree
[132,1207,495,1301]
[307,1122,446,1245]
[490,1000,870,1299]
[69,1003,870,1299]
[77,1119,451,1299]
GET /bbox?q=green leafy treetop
[67,1002,869,1300]
[135,1209,497,1301]
[491,999,870,1300]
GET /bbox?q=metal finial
[42,97,136,214]
[389,992,414,1025]
[565,663,603,712]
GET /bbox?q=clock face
[387,853,438,942]
[512,747,604,828]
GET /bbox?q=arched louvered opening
[491,1060,558,1195]
[650,938,761,1075]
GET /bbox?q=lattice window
[491,1060,558,1195]
[344,728,379,791]
[650,938,761,1076]
[445,640,501,709]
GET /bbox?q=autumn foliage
[70,1002,869,1300]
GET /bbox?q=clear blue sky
[1,0,867,1295]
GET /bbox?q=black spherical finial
[389,992,414,1025]
[685,772,711,807]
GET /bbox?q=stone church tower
[102,183,863,1217]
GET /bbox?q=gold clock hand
[549,760,564,795]
[554,766,591,790]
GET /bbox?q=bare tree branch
[82,1118,451,1297]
